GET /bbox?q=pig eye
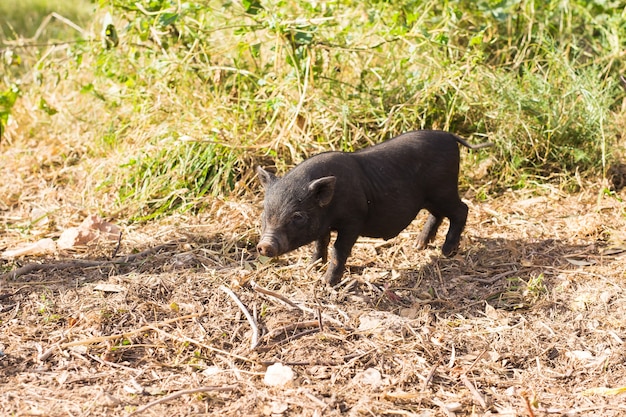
[290,212,307,226]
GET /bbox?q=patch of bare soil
[1,186,626,416]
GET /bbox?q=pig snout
[257,232,285,258]
[257,240,278,257]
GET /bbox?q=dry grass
[1,175,626,416]
[2,3,626,415]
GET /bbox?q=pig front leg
[323,231,359,286]
[311,232,331,264]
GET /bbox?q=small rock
[264,363,294,387]
[353,368,383,388]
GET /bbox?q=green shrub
[3,0,625,218]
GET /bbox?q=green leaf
[159,12,179,26]
[242,0,263,15]
[39,98,58,116]
[293,29,313,45]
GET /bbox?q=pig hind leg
[419,198,468,257]
[416,214,443,250]
[441,201,468,257]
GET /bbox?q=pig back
[352,131,462,239]
[281,150,372,222]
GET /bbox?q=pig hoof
[441,245,459,257]
[323,272,342,287]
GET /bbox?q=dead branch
[422,361,440,391]
[56,313,256,365]
[258,328,321,351]
[111,230,123,258]
[59,313,202,348]
[460,373,487,409]
[1,243,176,281]
[250,279,301,309]
[219,285,259,349]
[38,336,68,362]
[147,325,254,363]
[126,385,237,416]
[264,320,320,340]
[520,390,536,417]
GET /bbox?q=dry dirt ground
[1,183,626,416]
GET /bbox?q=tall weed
[2,0,625,218]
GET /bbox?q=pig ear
[308,176,336,207]
[256,166,277,188]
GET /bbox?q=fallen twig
[38,336,68,362]
[85,352,140,373]
[126,385,237,417]
[110,230,123,258]
[520,390,536,417]
[250,279,301,309]
[219,285,259,349]
[264,320,321,340]
[147,326,254,363]
[1,243,176,281]
[460,373,487,409]
[0,286,28,301]
[432,398,456,417]
[422,361,440,391]
[259,328,321,351]
[259,349,374,367]
[298,304,350,328]
[59,313,202,348]
[316,307,324,332]
[460,269,518,284]
[57,314,253,363]
[250,280,351,329]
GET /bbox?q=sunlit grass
[0,0,93,41]
[1,0,624,220]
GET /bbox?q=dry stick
[460,373,487,409]
[219,285,259,349]
[0,286,29,301]
[110,230,123,258]
[260,328,321,351]
[259,348,375,367]
[250,280,351,329]
[316,307,324,332]
[299,304,349,328]
[301,390,329,410]
[460,269,518,284]
[38,336,68,362]
[60,317,253,365]
[422,361,440,391]
[250,279,300,309]
[146,326,254,363]
[1,243,175,281]
[264,320,321,340]
[59,313,202,348]
[85,352,140,373]
[432,398,456,417]
[520,391,536,417]
[466,347,489,374]
[126,386,237,417]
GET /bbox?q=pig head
[256,166,336,259]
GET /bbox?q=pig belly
[361,207,420,240]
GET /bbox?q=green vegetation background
[1,0,625,220]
